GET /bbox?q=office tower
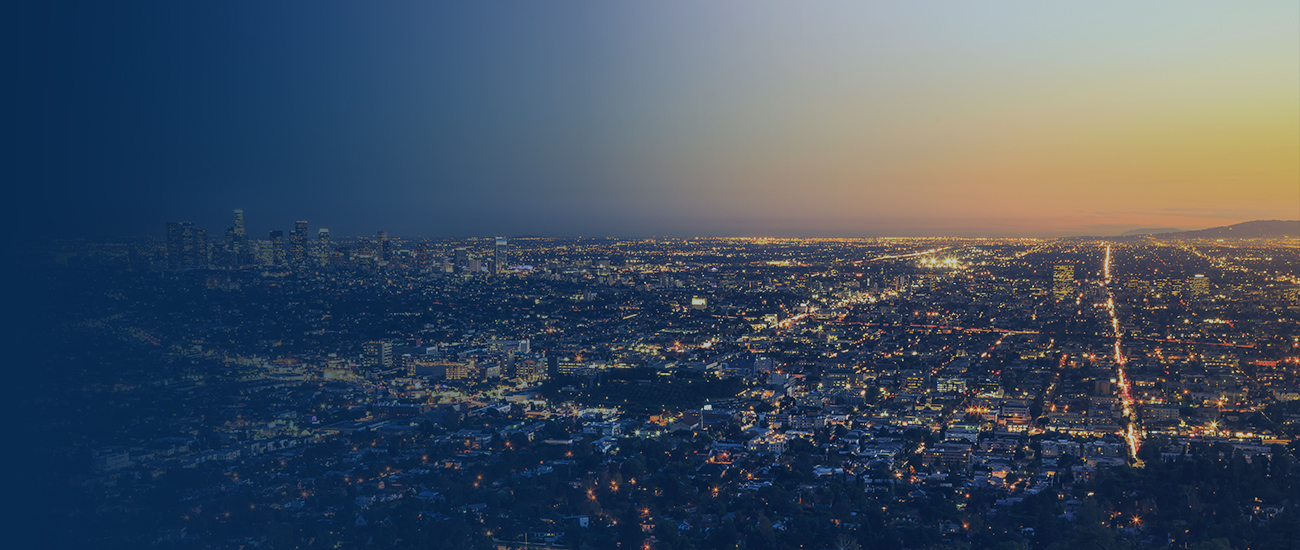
[494,236,508,274]
[166,221,207,269]
[1186,274,1209,301]
[269,230,285,266]
[362,341,392,368]
[317,228,331,266]
[415,242,429,271]
[248,239,270,266]
[218,209,247,265]
[1053,264,1075,301]
[216,227,237,267]
[377,231,390,262]
[197,228,209,266]
[353,237,372,257]
[289,220,308,266]
[454,247,470,271]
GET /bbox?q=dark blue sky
[21,3,644,238]
[15,2,1298,239]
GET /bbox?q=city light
[35,215,1300,549]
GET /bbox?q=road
[1103,244,1144,467]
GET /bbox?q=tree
[1188,538,1235,550]
[835,533,861,550]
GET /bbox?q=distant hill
[1120,227,1184,236]
[1151,220,1300,239]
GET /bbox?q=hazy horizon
[66,216,1300,242]
[16,2,1299,239]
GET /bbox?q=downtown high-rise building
[454,247,470,272]
[415,242,430,271]
[166,221,207,269]
[1186,274,1210,301]
[289,220,308,267]
[317,228,331,266]
[268,230,285,266]
[494,236,508,274]
[1053,264,1075,301]
[376,231,390,262]
[224,209,249,265]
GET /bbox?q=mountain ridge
[1147,220,1299,239]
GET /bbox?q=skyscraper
[222,226,240,266]
[223,209,248,265]
[1053,264,1075,301]
[377,231,391,262]
[289,220,308,267]
[317,228,331,266]
[269,230,285,266]
[455,247,470,272]
[166,221,208,269]
[494,236,508,274]
[1186,274,1209,301]
[415,242,430,271]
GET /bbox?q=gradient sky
[15,1,1299,239]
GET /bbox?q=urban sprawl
[30,211,1300,550]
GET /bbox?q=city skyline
[17,2,1299,239]
[161,208,1300,243]
[15,4,1300,548]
